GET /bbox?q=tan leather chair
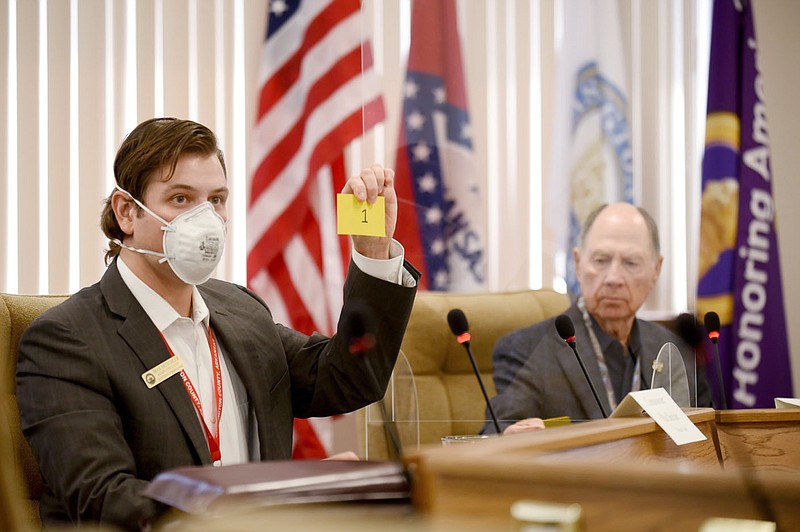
[1,388,27,531]
[1,293,69,528]
[358,289,569,459]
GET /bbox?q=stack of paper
[143,460,410,515]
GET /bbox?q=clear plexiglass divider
[362,351,419,461]
[360,345,702,460]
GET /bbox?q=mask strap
[111,239,171,263]
[114,184,173,231]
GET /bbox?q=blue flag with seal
[698,0,793,408]
[551,0,634,297]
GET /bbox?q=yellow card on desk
[336,194,386,237]
[543,416,571,428]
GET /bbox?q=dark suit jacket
[483,304,711,433]
[16,259,417,530]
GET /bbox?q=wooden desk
[715,409,800,472]
[143,409,800,530]
[405,408,800,530]
[414,454,800,530]
[408,409,719,474]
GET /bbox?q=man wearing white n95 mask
[483,203,711,435]
[16,117,419,530]
[111,183,227,286]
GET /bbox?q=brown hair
[101,118,226,264]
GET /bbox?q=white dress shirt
[118,258,251,465]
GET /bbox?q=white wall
[752,0,800,394]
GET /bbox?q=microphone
[343,305,377,356]
[446,309,501,435]
[675,313,704,348]
[555,314,608,418]
[698,318,777,523]
[704,311,720,342]
[673,313,706,408]
[703,311,728,410]
[341,302,404,461]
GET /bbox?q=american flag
[247,0,385,457]
[393,0,485,291]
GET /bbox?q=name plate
[610,387,706,445]
[775,397,800,409]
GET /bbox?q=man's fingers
[343,165,395,204]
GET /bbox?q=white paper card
[610,388,707,445]
[774,397,800,409]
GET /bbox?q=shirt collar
[588,313,643,355]
[117,257,210,331]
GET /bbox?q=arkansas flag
[248,0,385,457]
[393,0,485,291]
[697,0,793,408]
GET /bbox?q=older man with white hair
[484,203,712,435]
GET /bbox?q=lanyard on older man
[577,297,641,411]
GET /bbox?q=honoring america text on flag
[247,0,385,457]
[697,0,793,408]
[393,0,485,291]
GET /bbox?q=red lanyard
[159,325,223,464]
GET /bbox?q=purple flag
[697,0,793,408]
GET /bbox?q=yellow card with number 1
[336,193,386,237]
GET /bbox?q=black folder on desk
[143,459,410,515]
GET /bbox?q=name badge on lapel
[142,357,185,389]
